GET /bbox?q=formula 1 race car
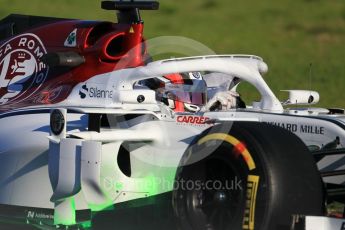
[0,1,344,230]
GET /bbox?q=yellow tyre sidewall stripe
[197,133,259,230]
[197,133,256,171]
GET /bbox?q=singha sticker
[0,33,48,105]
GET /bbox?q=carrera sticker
[176,115,211,126]
[79,83,114,99]
[64,28,77,47]
[243,175,259,230]
[0,33,48,105]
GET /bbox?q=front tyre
[173,122,324,230]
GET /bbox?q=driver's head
[142,72,207,113]
[161,72,207,112]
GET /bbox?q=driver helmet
[142,72,207,113]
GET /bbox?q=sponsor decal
[79,83,113,99]
[26,210,54,220]
[27,211,35,218]
[243,175,259,230]
[0,33,48,105]
[64,28,77,47]
[176,115,210,125]
[31,85,67,104]
[300,125,324,135]
[189,72,202,80]
[79,84,88,99]
[265,122,325,135]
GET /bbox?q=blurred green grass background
[1,0,345,107]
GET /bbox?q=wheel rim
[185,158,244,230]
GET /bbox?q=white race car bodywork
[0,55,344,227]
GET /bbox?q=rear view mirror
[281,90,320,105]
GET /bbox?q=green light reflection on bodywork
[54,198,76,226]
[88,202,113,212]
[80,169,177,229]
[80,220,92,229]
[115,181,123,190]
[87,186,114,212]
[141,168,177,196]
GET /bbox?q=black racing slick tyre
[173,122,324,230]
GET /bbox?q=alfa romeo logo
[0,33,48,105]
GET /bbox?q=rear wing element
[101,1,159,23]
